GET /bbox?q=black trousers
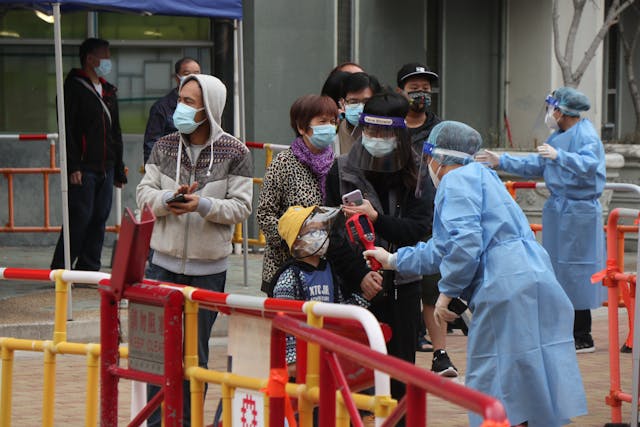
[574,309,592,341]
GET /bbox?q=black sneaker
[575,337,595,354]
[431,349,458,377]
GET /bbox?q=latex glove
[363,246,394,270]
[434,293,457,327]
[474,150,500,168]
[537,143,558,160]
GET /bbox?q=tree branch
[552,0,573,85]
[565,0,587,72]
[573,0,636,84]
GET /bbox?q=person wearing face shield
[335,72,381,156]
[143,57,201,165]
[475,87,606,354]
[324,89,432,410]
[136,74,253,427]
[365,121,588,427]
[51,38,127,272]
[257,95,339,296]
[271,205,369,376]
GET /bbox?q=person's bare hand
[341,198,378,222]
[168,182,199,215]
[360,270,383,300]
[434,294,456,327]
[69,171,82,185]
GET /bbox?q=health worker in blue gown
[365,121,587,427]
[476,87,606,354]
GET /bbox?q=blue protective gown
[499,119,606,309]
[396,163,587,427]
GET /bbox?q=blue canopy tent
[0,0,248,316]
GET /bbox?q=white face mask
[361,135,398,157]
[545,107,559,131]
[428,158,441,188]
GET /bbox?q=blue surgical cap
[553,87,590,117]
[427,121,483,165]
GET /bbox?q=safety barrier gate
[1,199,508,426]
[0,133,124,234]
[0,267,510,426]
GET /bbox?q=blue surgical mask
[309,124,336,149]
[362,135,397,157]
[94,59,112,77]
[173,102,207,134]
[344,103,364,126]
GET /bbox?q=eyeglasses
[344,97,370,106]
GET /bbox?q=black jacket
[324,146,431,295]
[143,88,178,164]
[64,68,126,184]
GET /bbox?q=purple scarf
[290,137,334,198]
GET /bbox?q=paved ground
[1,245,639,426]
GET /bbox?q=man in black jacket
[143,57,201,165]
[51,38,127,271]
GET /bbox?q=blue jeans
[144,262,226,427]
[51,169,114,270]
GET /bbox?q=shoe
[431,349,458,377]
[621,344,633,353]
[417,336,434,352]
[575,339,595,354]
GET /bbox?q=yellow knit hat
[278,205,317,251]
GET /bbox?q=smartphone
[447,298,468,315]
[167,193,187,204]
[342,189,363,206]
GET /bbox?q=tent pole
[53,2,73,319]
[234,19,249,288]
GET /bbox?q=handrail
[274,314,509,426]
[0,133,121,234]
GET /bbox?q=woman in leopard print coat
[257,95,339,294]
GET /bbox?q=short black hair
[363,87,410,118]
[174,57,200,74]
[321,70,350,107]
[79,38,109,67]
[340,72,381,99]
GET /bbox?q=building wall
[617,10,640,139]
[507,0,604,149]
[440,0,502,144]
[356,0,428,89]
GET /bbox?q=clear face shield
[355,113,407,173]
[415,142,474,197]
[291,206,340,259]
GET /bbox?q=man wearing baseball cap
[397,62,459,377]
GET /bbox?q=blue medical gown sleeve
[396,171,484,297]
[553,134,602,177]
[499,152,544,178]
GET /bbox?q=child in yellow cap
[272,205,368,370]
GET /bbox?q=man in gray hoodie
[136,74,252,426]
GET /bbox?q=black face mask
[407,91,431,113]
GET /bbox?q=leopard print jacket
[256,148,325,293]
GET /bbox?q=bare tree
[617,3,640,133]
[552,0,637,88]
